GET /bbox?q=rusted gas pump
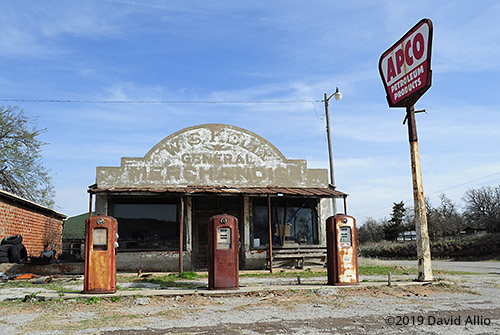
[326,214,359,285]
[83,215,118,294]
[208,214,239,290]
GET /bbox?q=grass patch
[110,296,122,303]
[117,271,204,283]
[241,268,326,279]
[240,265,416,278]
[177,271,200,280]
[359,264,416,276]
[241,264,477,279]
[138,272,205,289]
[359,264,478,277]
[84,297,103,305]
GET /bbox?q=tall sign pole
[406,106,433,281]
[379,18,434,281]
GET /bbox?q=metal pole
[268,195,273,273]
[406,105,433,282]
[88,193,93,218]
[324,93,335,188]
[343,196,348,215]
[324,93,337,215]
[179,196,184,273]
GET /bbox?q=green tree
[384,201,406,241]
[0,106,54,207]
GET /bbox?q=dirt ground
[0,270,499,335]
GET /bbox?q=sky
[1,0,499,223]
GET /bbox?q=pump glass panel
[93,228,108,250]
[339,226,352,248]
[217,227,231,250]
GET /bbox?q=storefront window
[252,198,318,247]
[112,201,179,251]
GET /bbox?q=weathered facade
[89,124,347,271]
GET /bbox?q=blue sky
[1,1,499,223]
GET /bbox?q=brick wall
[0,192,65,257]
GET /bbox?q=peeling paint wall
[96,124,328,189]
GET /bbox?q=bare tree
[463,186,500,233]
[357,217,385,243]
[427,194,464,239]
[0,106,54,207]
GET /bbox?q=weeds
[139,272,204,289]
[177,271,199,280]
[83,297,103,305]
[110,296,122,303]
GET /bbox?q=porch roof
[88,185,348,198]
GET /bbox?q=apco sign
[379,18,433,107]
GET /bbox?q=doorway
[192,196,242,270]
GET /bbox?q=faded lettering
[96,124,328,188]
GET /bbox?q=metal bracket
[403,109,426,125]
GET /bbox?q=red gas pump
[83,215,118,294]
[326,214,359,285]
[208,214,239,290]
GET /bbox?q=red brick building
[0,190,66,257]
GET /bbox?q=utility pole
[324,88,342,215]
[406,106,433,282]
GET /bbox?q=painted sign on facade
[97,124,327,188]
[379,18,433,107]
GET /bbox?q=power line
[0,98,322,104]
[356,171,500,218]
[426,171,500,197]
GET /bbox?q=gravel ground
[0,271,498,335]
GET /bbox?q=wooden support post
[179,196,184,273]
[268,195,273,273]
[406,105,433,282]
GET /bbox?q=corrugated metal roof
[88,185,347,198]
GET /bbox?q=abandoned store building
[88,124,347,271]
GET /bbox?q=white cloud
[0,2,130,58]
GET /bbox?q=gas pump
[208,214,239,290]
[326,214,358,285]
[83,215,118,294]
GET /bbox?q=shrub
[359,233,500,259]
